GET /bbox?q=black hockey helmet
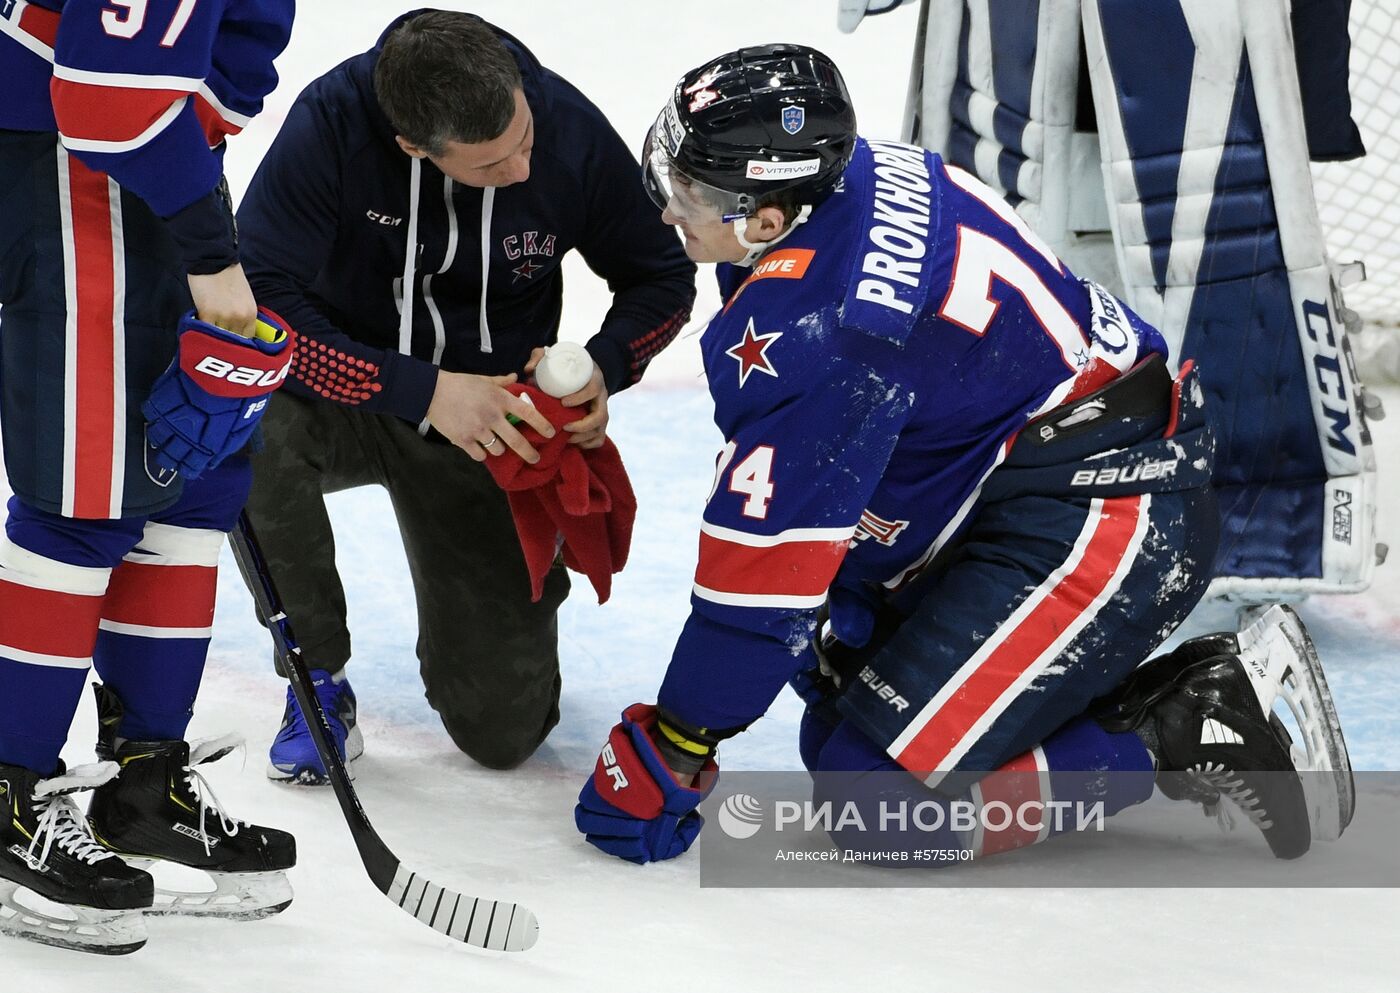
[642,44,858,221]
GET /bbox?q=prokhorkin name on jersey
[855,139,933,315]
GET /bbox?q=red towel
[484,384,636,604]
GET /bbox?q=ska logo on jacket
[726,318,782,387]
[503,230,557,282]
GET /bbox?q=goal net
[1312,0,1400,380]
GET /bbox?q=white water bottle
[534,341,594,397]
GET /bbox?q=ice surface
[5,1,1398,989]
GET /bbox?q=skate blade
[1236,605,1356,840]
[0,879,147,955]
[127,862,293,920]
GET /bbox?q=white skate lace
[183,767,245,855]
[183,736,248,856]
[1188,762,1274,831]
[29,793,114,869]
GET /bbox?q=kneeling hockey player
[574,45,1353,865]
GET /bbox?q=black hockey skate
[0,762,152,955]
[1099,606,1354,860]
[87,685,296,920]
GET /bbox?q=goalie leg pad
[1082,0,1378,595]
[898,0,1379,595]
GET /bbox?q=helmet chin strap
[731,205,813,267]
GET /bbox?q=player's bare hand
[561,365,609,449]
[524,346,546,375]
[187,263,258,337]
[426,370,555,463]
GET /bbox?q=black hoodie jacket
[236,10,696,423]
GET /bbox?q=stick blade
[386,866,539,951]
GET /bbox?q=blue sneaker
[266,670,364,785]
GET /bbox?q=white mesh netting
[1311,0,1400,380]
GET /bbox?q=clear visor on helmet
[641,116,754,224]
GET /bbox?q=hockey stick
[228,512,540,952]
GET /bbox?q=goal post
[1312,0,1400,379]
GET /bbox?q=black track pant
[244,391,570,769]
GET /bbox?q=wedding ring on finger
[481,434,504,454]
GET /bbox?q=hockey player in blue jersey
[0,0,298,954]
[575,46,1354,866]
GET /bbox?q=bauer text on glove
[142,309,294,478]
[574,704,718,864]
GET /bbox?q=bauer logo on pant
[857,666,910,712]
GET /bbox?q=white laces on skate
[1205,797,1237,833]
[182,734,248,855]
[183,767,244,856]
[1188,762,1274,831]
[28,794,114,868]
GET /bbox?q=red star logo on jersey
[725,318,783,387]
[513,258,542,281]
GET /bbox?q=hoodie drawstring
[424,172,456,368]
[400,165,495,437]
[478,186,496,354]
[398,156,422,356]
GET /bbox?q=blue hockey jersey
[657,138,1168,732]
[0,0,292,239]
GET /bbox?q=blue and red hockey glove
[142,309,294,479]
[575,704,718,864]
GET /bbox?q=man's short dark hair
[374,12,523,156]
[757,188,805,226]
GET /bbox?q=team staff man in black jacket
[236,9,696,781]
